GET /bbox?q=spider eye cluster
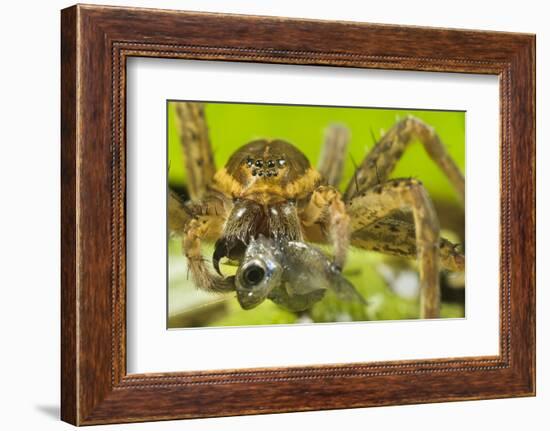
[245,156,286,178]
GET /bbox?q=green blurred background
[168,101,465,329]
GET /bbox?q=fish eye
[242,263,266,287]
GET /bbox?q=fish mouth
[235,260,272,309]
[236,295,264,310]
[236,287,266,310]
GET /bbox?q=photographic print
[167,101,465,328]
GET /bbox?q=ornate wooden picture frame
[61,4,535,425]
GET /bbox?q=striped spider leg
[169,102,235,292]
[340,116,465,318]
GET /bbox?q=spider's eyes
[245,156,285,177]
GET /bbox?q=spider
[169,102,465,318]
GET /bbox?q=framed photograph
[61,4,535,425]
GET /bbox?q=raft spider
[169,102,465,318]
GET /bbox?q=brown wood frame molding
[61,4,535,425]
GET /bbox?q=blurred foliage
[167,102,465,328]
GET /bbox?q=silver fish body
[235,236,366,311]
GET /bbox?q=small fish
[235,236,366,312]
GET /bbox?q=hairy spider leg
[347,178,441,318]
[344,116,465,204]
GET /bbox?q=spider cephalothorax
[169,102,465,318]
[221,139,314,192]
